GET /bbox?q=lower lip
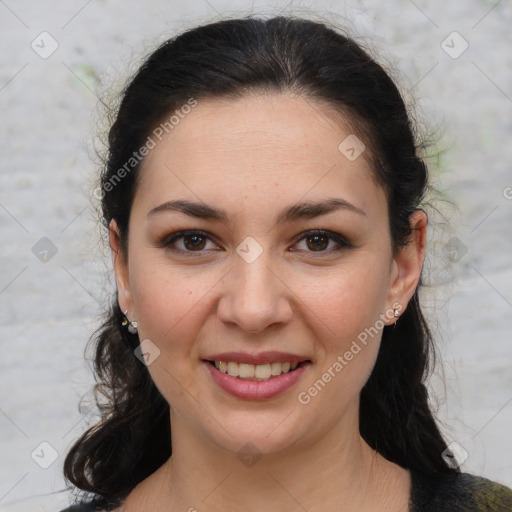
[203,361,310,400]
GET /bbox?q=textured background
[1,0,511,510]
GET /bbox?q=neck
[128,404,410,512]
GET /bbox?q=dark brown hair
[64,15,456,509]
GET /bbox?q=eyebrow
[147,197,367,224]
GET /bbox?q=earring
[394,309,400,318]
[122,310,138,334]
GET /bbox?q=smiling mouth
[204,360,311,381]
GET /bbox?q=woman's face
[112,92,425,457]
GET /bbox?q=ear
[385,210,427,322]
[109,219,132,314]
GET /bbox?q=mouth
[203,359,312,382]
[201,351,313,399]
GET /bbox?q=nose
[217,251,293,334]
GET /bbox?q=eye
[291,229,350,254]
[159,229,350,256]
[160,230,220,254]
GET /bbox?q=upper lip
[203,351,311,365]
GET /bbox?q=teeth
[213,360,302,380]
[271,362,282,376]
[254,363,271,379]
[239,363,254,379]
[227,361,239,377]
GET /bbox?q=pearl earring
[394,309,400,318]
[122,310,138,334]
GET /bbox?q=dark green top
[409,471,512,511]
[60,471,512,511]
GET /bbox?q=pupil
[307,235,328,251]
[185,235,205,250]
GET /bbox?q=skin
[110,92,427,511]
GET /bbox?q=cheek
[128,246,391,402]
[131,253,390,354]
[129,265,216,407]
[130,261,213,353]
[295,264,389,390]
[298,263,390,341]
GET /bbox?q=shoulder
[411,470,512,511]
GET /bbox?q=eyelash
[159,229,351,256]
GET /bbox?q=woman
[61,16,512,512]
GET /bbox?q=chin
[201,408,308,457]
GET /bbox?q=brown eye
[305,234,329,251]
[292,229,350,254]
[182,234,207,251]
[161,229,350,256]
[160,230,218,254]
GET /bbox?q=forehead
[133,92,386,221]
